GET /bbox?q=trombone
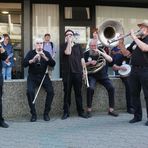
[108,29,143,44]
[85,67,89,88]
[98,19,144,47]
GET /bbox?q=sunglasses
[36,42,43,44]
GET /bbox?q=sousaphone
[86,19,124,74]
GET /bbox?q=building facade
[0,0,148,79]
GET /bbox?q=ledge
[3,78,130,118]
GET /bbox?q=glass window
[32,4,59,79]
[0,3,22,79]
[65,7,90,20]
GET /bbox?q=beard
[89,49,98,56]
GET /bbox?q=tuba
[85,19,124,74]
[86,47,106,74]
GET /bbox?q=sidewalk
[0,110,148,148]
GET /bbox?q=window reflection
[0,3,22,79]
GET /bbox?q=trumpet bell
[98,19,124,47]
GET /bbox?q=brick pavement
[0,110,148,148]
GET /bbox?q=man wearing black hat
[127,20,148,126]
[61,29,87,119]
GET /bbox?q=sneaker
[0,121,9,128]
[87,111,92,118]
[108,111,119,117]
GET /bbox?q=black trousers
[63,73,84,115]
[0,72,4,122]
[0,85,4,122]
[27,74,54,116]
[120,77,133,110]
[130,67,148,119]
[87,76,115,108]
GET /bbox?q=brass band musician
[111,38,134,114]
[126,20,148,125]
[84,28,118,118]
[61,29,88,120]
[23,38,56,122]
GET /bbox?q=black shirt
[23,49,55,76]
[127,35,148,66]
[61,43,83,78]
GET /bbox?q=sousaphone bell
[98,19,124,47]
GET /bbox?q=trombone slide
[85,74,89,88]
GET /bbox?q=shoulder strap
[50,42,53,50]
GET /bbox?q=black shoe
[108,111,119,117]
[61,113,69,120]
[43,114,50,121]
[78,112,88,118]
[127,108,135,114]
[129,117,142,123]
[0,121,9,128]
[87,111,92,118]
[30,115,37,122]
[145,121,148,126]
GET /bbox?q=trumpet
[108,29,144,44]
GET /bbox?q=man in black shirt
[0,44,9,128]
[24,38,55,122]
[127,20,148,126]
[61,29,87,120]
[84,38,118,118]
